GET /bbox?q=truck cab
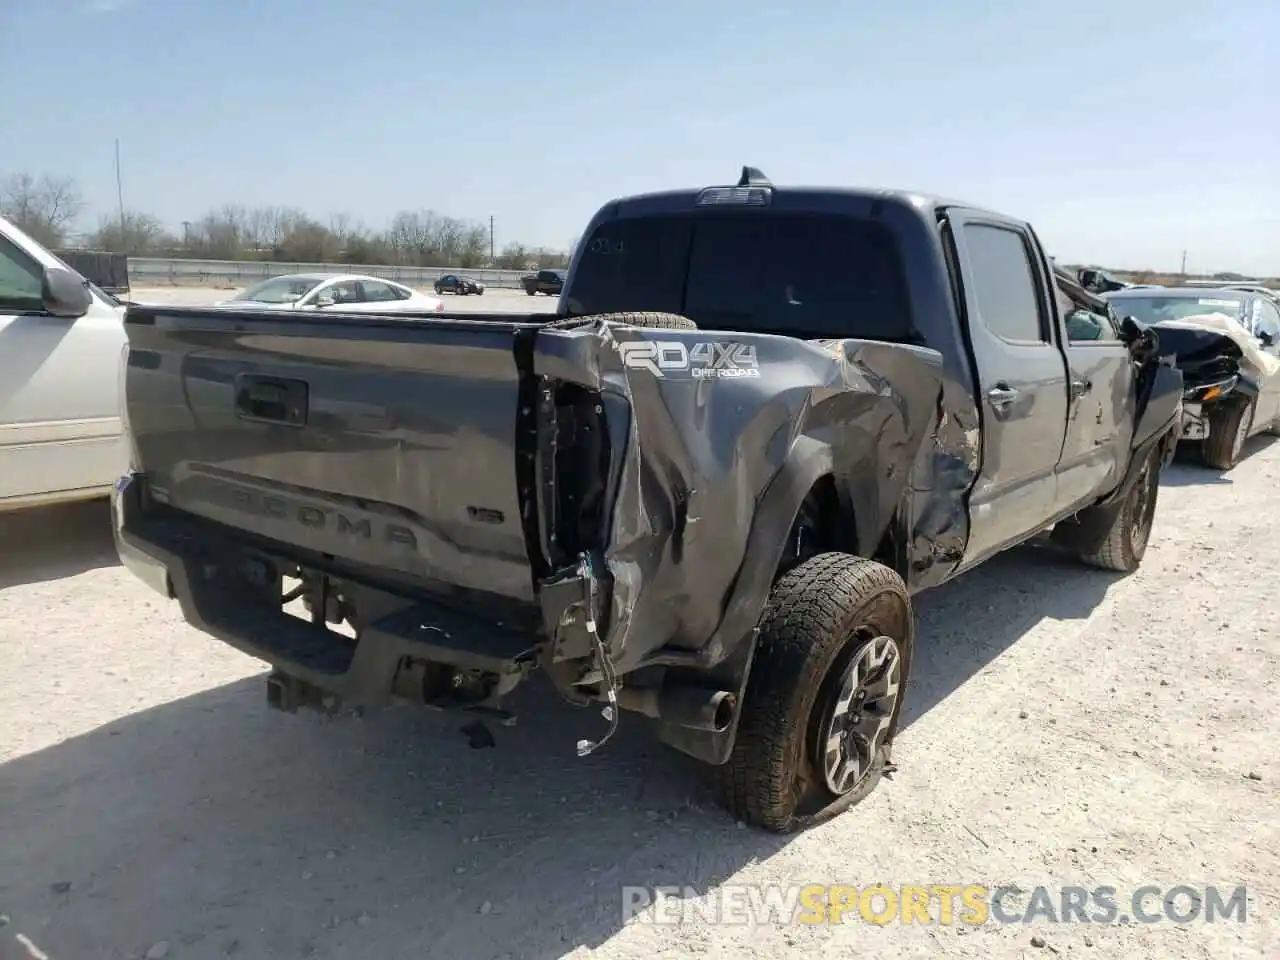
[942,210,1145,569]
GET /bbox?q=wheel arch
[651,438,910,766]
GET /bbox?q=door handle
[987,385,1019,408]
[1071,376,1093,397]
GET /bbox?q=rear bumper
[111,475,172,598]
[111,472,603,707]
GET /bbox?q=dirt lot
[1,441,1277,956]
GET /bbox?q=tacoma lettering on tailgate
[206,479,421,552]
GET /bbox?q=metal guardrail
[126,257,537,290]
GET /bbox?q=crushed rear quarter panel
[533,321,979,674]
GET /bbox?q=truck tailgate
[123,306,540,602]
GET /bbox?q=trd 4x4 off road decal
[617,340,760,379]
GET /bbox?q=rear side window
[568,213,915,341]
[961,223,1045,343]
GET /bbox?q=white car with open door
[0,214,129,511]
[215,273,445,313]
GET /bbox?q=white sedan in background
[215,273,445,313]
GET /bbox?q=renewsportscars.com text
[621,883,1249,927]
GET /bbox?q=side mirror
[42,266,93,318]
[1259,331,1274,347]
[314,294,335,307]
[1119,314,1143,341]
[1120,314,1158,359]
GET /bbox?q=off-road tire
[548,311,698,331]
[1072,449,1161,573]
[712,553,912,834]
[1202,398,1253,470]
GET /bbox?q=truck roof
[598,167,1009,225]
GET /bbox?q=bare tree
[493,242,530,270]
[0,172,84,247]
[2,170,580,269]
[275,217,341,262]
[87,211,169,255]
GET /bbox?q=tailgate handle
[235,375,308,426]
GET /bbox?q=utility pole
[114,138,127,252]
[489,215,495,263]
[1180,250,1187,275]
[182,221,192,249]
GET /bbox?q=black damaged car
[112,168,1183,832]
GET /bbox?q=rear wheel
[1202,398,1253,470]
[712,553,912,833]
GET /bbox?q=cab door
[944,211,1071,568]
[0,232,127,503]
[1057,292,1136,508]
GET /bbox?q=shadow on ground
[0,540,1120,960]
[1158,434,1276,487]
[0,498,118,589]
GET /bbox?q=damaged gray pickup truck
[113,168,1183,832]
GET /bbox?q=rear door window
[329,280,364,304]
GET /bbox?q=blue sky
[3,0,1277,274]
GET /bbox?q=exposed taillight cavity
[117,342,129,427]
[118,342,141,472]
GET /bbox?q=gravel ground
[127,285,546,312]
[1,426,1277,957]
